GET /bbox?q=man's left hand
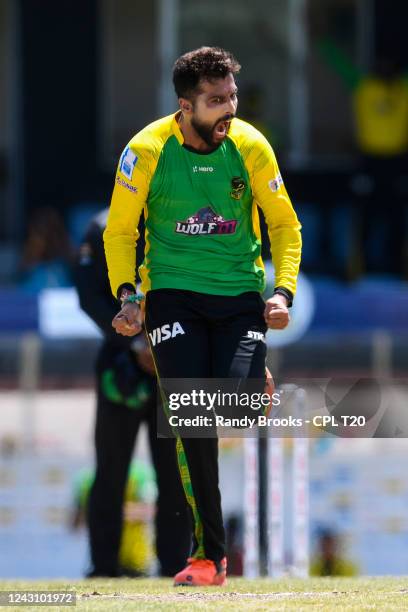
[264,294,290,330]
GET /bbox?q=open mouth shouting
[213,116,233,141]
[190,113,235,149]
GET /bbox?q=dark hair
[173,46,241,99]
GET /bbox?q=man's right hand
[112,303,142,336]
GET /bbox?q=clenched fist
[264,294,290,330]
[112,302,143,337]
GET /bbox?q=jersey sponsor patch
[192,165,214,173]
[246,330,266,342]
[268,173,283,192]
[175,206,237,236]
[120,146,138,180]
[149,322,185,346]
[116,176,138,193]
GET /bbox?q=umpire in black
[74,208,191,577]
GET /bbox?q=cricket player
[104,46,302,586]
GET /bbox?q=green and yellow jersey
[353,77,408,156]
[318,38,408,157]
[74,462,157,574]
[104,112,301,298]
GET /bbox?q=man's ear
[179,97,193,115]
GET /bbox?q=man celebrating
[104,46,302,586]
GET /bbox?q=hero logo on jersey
[120,146,138,180]
[192,165,214,173]
[175,206,237,236]
[268,173,283,192]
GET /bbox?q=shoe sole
[174,575,226,587]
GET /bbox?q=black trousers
[144,289,267,563]
[87,343,191,576]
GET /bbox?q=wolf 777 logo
[175,206,237,236]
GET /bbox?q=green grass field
[1,577,408,611]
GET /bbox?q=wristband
[117,283,136,301]
[122,293,144,306]
[273,286,293,308]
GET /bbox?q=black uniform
[145,288,267,562]
[74,209,191,577]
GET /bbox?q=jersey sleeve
[103,141,153,298]
[249,136,302,296]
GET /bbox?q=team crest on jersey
[120,146,138,180]
[175,206,237,236]
[230,176,246,200]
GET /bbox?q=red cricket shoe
[173,557,227,586]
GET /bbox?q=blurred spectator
[19,206,74,291]
[73,209,191,578]
[319,40,408,276]
[71,461,157,577]
[310,528,358,576]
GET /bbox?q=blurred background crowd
[0,0,407,579]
